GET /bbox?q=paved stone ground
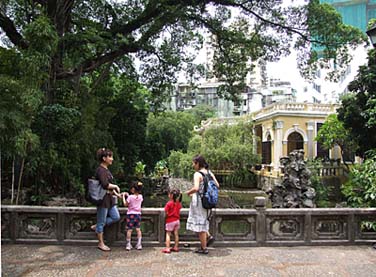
[2,244,376,277]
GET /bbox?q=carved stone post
[255,196,266,245]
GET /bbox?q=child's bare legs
[135,228,142,250]
[172,229,179,251]
[165,231,172,249]
[126,229,132,250]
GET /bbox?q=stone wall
[2,203,376,247]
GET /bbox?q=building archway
[287,132,304,155]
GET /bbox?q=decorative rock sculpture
[267,149,316,208]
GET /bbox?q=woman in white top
[186,154,219,254]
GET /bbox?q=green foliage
[108,76,150,174]
[297,0,367,80]
[144,111,196,171]
[23,16,58,55]
[168,151,194,179]
[342,150,376,208]
[199,120,260,170]
[168,119,260,181]
[153,160,168,178]
[134,161,146,177]
[338,49,376,157]
[185,104,216,125]
[316,114,352,150]
[0,0,368,203]
[223,168,257,188]
[2,0,365,101]
[315,113,356,170]
[307,158,331,208]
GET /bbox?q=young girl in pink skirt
[162,189,182,254]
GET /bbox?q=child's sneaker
[126,241,132,251]
[170,247,179,252]
[136,237,142,250]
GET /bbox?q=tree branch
[56,43,139,79]
[0,11,28,49]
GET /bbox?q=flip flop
[170,247,179,252]
[161,248,171,254]
[98,245,111,251]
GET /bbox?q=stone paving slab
[1,244,376,277]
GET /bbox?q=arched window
[287,132,303,155]
[262,134,272,164]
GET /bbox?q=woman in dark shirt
[93,148,121,251]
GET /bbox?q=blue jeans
[96,205,120,233]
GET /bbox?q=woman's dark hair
[170,189,182,203]
[192,154,209,169]
[96,148,113,162]
[130,181,143,193]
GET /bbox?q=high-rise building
[321,0,376,33]
[309,0,376,103]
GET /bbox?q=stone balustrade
[2,203,375,247]
[253,102,338,119]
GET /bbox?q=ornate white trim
[283,127,308,142]
[263,129,274,142]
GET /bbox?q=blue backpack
[199,171,219,209]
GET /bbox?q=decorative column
[306,121,315,158]
[273,120,284,171]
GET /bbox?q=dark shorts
[126,214,141,230]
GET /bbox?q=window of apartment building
[313,83,321,93]
[316,123,329,159]
[287,132,304,155]
[315,69,321,78]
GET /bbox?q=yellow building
[252,103,340,175]
[200,102,342,176]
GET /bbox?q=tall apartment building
[309,0,376,103]
[169,33,297,117]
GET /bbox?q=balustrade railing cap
[254,196,266,208]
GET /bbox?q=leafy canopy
[0,0,366,102]
[168,119,260,179]
[337,49,376,158]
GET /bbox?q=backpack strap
[198,171,214,220]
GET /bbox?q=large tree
[0,0,367,201]
[1,0,366,103]
[337,48,376,158]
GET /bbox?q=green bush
[342,150,376,208]
[307,159,331,208]
[342,150,376,230]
